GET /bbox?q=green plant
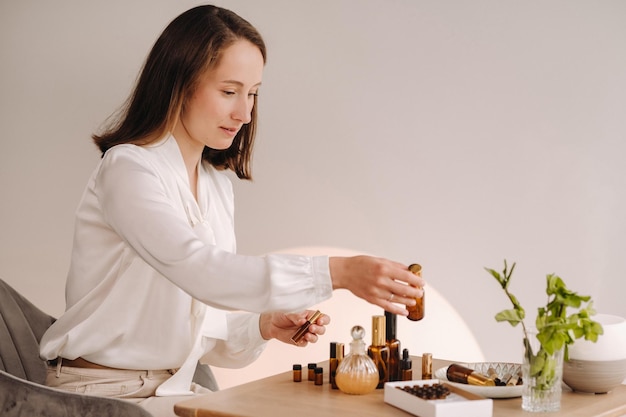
[485,260,603,390]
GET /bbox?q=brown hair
[92,5,266,179]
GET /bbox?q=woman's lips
[221,126,239,137]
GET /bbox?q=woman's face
[174,39,264,154]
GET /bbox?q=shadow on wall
[210,247,484,390]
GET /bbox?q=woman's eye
[221,90,258,98]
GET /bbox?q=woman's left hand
[259,310,330,346]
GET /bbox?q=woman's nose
[232,97,253,124]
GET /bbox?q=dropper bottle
[400,348,413,381]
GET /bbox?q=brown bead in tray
[396,383,451,400]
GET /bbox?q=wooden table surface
[174,357,626,417]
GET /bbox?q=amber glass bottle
[314,367,323,385]
[367,315,390,389]
[446,363,495,386]
[385,311,401,382]
[422,353,433,379]
[329,342,344,389]
[292,364,302,382]
[400,348,413,381]
[407,264,425,321]
[307,363,316,381]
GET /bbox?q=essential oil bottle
[407,264,425,321]
[335,325,379,395]
[400,348,413,381]
[292,364,302,382]
[314,367,324,385]
[446,363,495,386]
[384,311,401,382]
[329,342,344,389]
[421,353,433,379]
[307,363,317,381]
[367,315,390,389]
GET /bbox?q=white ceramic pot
[562,314,626,394]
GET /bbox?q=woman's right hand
[259,310,330,346]
[328,256,425,316]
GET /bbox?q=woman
[39,5,424,416]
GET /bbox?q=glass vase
[521,331,564,412]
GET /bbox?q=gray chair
[0,278,153,417]
[0,370,154,417]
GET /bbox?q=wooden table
[175,357,626,417]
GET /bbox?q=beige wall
[1,0,625,383]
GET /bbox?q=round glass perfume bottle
[335,325,379,395]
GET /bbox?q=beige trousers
[46,362,210,417]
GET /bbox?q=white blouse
[39,134,333,395]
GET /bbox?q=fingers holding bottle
[260,310,330,346]
[288,310,330,346]
[328,256,426,317]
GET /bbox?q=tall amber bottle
[384,311,401,382]
[407,264,425,321]
[367,315,390,389]
[329,342,344,389]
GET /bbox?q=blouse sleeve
[199,312,268,368]
[94,146,333,313]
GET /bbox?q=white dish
[434,362,523,399]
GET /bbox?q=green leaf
[508,293,523,310]
[484,267,505,288]
[529,352,545,376]
[495,309,524,326]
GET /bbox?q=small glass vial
[400,348,413,381]
[507,372,521,386]
[422,353,433,379]
[335,325,379,395]
[407,264,425,321]
[307,363,317,381]
[314,367,324,385]
[487,366,501,385]
[292,364,302,382]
